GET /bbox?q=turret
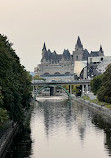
[75,36,83,51]
[73,36,84,61]
[42,42,47,57]
[42,42,47,51]
[99,45,104,56]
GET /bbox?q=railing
[31,79,91,85]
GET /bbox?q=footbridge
[31,79,91,100]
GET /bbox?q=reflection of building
[34,37,105,80]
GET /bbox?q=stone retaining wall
[74,97,111,120]
[0,123,19,158]
[0,101,34,157]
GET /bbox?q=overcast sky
[0,0,111,71]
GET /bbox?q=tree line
[91,64,111,103]
[0,34,32,126]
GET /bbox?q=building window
[43,73,50,76]
[65,72,71,75]
[76,56,78,60]
[90,58,92,63]
[54,72,61,75]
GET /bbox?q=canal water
[6,96,111,158]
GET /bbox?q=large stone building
[34,37,104,80]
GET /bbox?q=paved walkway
[86,92,97,100]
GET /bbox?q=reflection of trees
[74,104,87,141]
[92,114,111,156]
[5,130,32,158]
[42,101,53,136]
[65,103,72,130]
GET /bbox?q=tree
[0,87,3,106]
[0,108,9,127]
[91,64,111,103]
[0,34,31,124]
[62,84,69,91]
[97,64,111,103]
[90,75,103,95]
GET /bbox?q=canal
[6,96,111,158]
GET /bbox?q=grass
[81,95,111,109]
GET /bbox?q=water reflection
[30,98,111,158]
[5,98,111,158]
[92,114,111,156]
[37,99,74,137]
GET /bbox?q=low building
[87,56,111,78]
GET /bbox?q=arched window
[43,72,50,76]
[54,72,61,75]
[65,72,71,75]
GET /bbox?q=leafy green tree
[0,34,31,124]
[97,64,111,103]
[0,87,3,106]
[72,85,81,96]
[91,64,111,103]
[90,75,103,95]
[72,85,80,94]
[0,108,9,127]
[62,84,69,91]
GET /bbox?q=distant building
[87,56,111,78]
[34,37,105,80]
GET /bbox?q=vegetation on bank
[0,108,9,128]
[0,34,32,127]
[90,64,111,104]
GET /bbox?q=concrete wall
[39,64,74,76]
[74,97,111,120]
[0,123,19,158]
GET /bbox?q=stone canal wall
[0,101,34,157]
[74,97,111,120]
[0,123,19,158]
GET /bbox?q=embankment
[73,97,111,120]
[0,123,19,158]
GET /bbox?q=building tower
[75,36,83,51]
[99,45,104,56]
[73,36,84,61]
[42,42,47,57]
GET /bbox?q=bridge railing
[31,79,91,85]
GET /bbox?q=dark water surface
[6,97,111,158]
